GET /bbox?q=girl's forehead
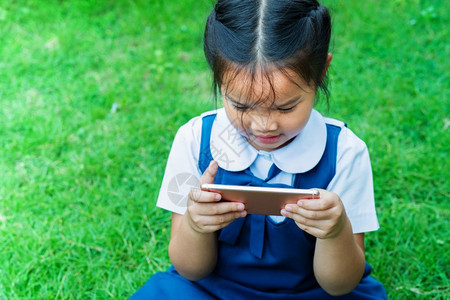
[221,67,312,104]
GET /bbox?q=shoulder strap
[198,113,224,183]
[292,123,341,189]
[199,114,216,174]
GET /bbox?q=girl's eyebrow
[225,93,303,107]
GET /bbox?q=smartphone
[201,183,320,216]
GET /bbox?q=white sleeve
[156,117,203,215]
[327,127,380,233]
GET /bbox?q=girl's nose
[251,111,278,133]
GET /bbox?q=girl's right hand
[186,161,247,234]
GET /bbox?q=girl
[132,0,387,298]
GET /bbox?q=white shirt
[156,108,379,233]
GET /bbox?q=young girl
[132,0,387,298]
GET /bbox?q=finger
[295,198,335,211]
[194,210,247,229]
[198,160,218,186]
[281,208,311,225]
[281,208,343,239]
[283,204,330,220]
[194,201,246,216]
[281,209,324,231]
[189,187,221,203]
[295,189,337,211]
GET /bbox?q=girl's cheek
[239,114,251,130]
[228,111,243,128]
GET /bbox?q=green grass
[0,0,448,298]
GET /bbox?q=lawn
[0,0,448,298]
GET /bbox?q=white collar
[209,108,327,173]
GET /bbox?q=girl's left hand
[281,189,347,239]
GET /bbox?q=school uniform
[131,109,387,299]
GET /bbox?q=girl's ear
[322,53,333,77]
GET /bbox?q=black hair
[204,0,331,104]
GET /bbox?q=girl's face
[221,68,316,152]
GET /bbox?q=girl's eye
[277,106,296,113]
[233,104,249,111]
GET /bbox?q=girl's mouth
[254,135,281,144]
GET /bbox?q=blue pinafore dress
[131,114,387,299]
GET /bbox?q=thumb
[199,160,218,186]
